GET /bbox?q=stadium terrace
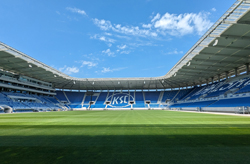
[1,0,250,113]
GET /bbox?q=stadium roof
[1,0,250,90]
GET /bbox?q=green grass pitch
[0,110,250,164]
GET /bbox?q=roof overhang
[1,0,250,90]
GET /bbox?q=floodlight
[92,82,94,85]
[54,75,57,77]
[187,62,191,66]
[73,81,76,84]
[174,73,177,77]
[213,39,218,46]
[29,64,32,68]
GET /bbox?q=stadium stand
[55,91,68,102]
[0,90,67,113]
[170,100,217,108]
[161,90,179,102]
[65,91,84,104]
[134,92,146,108]
[235,79,250,94]
[144,91,160,103]
[208,97,250,107]
[3,72,250,113]
[106,92,131,109]
[45,74,250,113]
[64,91,84,108]
[92,92,108,109]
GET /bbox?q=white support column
[225,71,229,79]
[246,63,249,75]
[235,68,238,77]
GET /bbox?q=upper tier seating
[205,77,250,98]
[175,89,193,101]
[235,79,250,94]
[0,91,62,112]
[187,82,222,100]
[208,97,250,107]
[161,90,179,102]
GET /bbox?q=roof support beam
[163,80,173,88]
[199,45,250,51]
[179,69,216,73]
[185,63,228,69]
[18,69,49,74]
[197,53,250,60]
[223,21,250,26]
[210,35,250,40]
[0,56,19,60]
[173,73,213,81]
[0,61,29,65]
[193,59,245,65]
[100,81,109,91]
[174,73,215,79]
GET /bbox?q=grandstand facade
[1,0,250,113]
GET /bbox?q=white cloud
[104,32,112,36]
[81,54,100,61]
[101,67,126,73]
[154,11,213,36]
[101,67,112,73]
[117,44,127,49]
[142,24,152,28]
[129,42,158,47]
[59,65,79,74]
[91,34,116,43]
[211,8,216,12]
[151,13,161,22]
[93,8,213,38]
[81,61,98,68]
[93,18,158,37]
[93,10,212,37]
[166,50,184,55]
[102,49,115,57]
[99,36,106,41]
[66,7,87,16]
[120,51,130,54]
[114,34,131,40]
[93,19,112,30]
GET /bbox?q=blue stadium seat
[208,97,250,107]
[144,91,160,103]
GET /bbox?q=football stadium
[1,0,250,163]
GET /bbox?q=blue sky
[0,0,236,78]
